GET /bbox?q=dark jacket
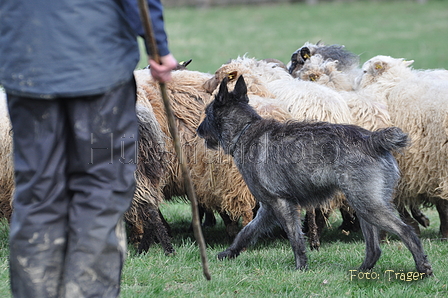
[0,0,170,99]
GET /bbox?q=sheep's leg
[315,208,328,241]
[339,203,360,233]
[398,204,421,235]
[270,199,307,270]
[358,217,382,270]
[159,208,172,236]
[219,212,240,239]
[126,218,145,248]
[241,209,254,227]
[435,199,448,240]
[411,206,430,228]
[197,205,206,225]
[218,202,277,261]
[305,208,320,250]
[139,207,175,256]
[197,205,216,228]
[203,210,217,227]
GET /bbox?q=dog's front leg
[218,202,276,260]
[270,199,307,270]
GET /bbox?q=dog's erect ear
[215,77,229,106]
[233,75,248,102]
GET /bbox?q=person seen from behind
[0,0,177,297]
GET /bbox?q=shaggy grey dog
[197,76,433,276]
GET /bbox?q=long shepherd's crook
[137,0,211,281]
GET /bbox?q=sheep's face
[297,55,339,84]
[357,55,414,88]
[299,66,323,82]
[288,46,313,77]
[203,59,253,94]
[289,41,359,77]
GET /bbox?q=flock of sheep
[0,42,447,256]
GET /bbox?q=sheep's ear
[403,60,414,67]
[300,47,311,60]
[215,77,229,106]
[309,73,319,81]
[227,71,238,81]
[373,61,387,75]
[234,75,249,103]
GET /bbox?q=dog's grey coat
[197,76,432,275]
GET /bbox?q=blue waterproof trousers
[7,78,138,298]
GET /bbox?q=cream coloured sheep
[295,54,359,92]
[357,55,448,239]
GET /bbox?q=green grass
[119,202,447,297]
[138,0,448,72]
[0,203,446,297]
[2,1,448,297]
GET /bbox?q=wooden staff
[137,0,211,281]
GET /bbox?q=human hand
[149,53,177,83]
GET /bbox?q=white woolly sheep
[296,54,360,92]
[296,54,392,131]
[205,56,353,125]
[357,55,448,239]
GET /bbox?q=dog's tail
[369,126,409,153]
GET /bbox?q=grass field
[138,0,448,73]
[1,1,448,297]
[117,202,448,297]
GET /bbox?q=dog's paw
[217,250,237,260]
[418,260,433,277]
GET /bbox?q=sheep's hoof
[309,239,320,251]
[165,251,176,257]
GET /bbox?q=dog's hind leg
[358,218,382,271]
[355,205,433,276]
[217,202,277,261]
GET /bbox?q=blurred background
[138,0,448,73]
